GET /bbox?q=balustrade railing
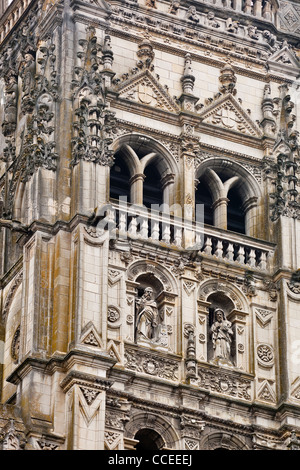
[0,0,279,45]
[100,203,274,272]
[0,0,32,44]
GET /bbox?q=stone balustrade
[104,203,274,272]
[0,0,32,44]
[0,0,280,45]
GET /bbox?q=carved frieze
[196,365,252,401]
[124,346,179,381]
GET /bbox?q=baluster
[128,216,137,237]
[248,248,256,268]
[107,208,116,236]
[162,222,171,244]
[195,231,203,249]
[253,0,262,16]
[119,211,127,233]
[151,220,160,241]
[258,251,267,270]
[233,0,243,11]
[203,236,212,255]
[226,242,234,261]
[243,0,252,14]
[174,226,182,247]
[140,217,148,239]
[215,239,223,258]
[236,245,245,264]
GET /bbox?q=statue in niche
[135,287,159,342]
[210,308,233,366]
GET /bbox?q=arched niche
[198,279,250,371]
[134,428,165,451]
[126,260,178,352]
[200,431,250,450]
[124,412,180,450]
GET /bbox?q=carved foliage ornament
[71,26,117,167]
[124,347,179,381]
[197,366,252,401]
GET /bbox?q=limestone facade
[0,0,300,451]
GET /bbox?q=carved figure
[226,17,239,34]
[206,12,220,28]
[2,74,18,136]
[135,287,159,342]
[20,53,35,97]
[210,308,233,364]
[186,6,199,23]
[169,0,180,14]
[247,26,259,40]
[146,0,156,8]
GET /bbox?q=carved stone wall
[0,0,299,452]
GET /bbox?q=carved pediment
[116,69,180,113]
[267,46,300,76]
[199,93,262,138]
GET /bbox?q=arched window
[195,160,261,237]
[195,178,214,226]
[134,429,165,451]
[227,186,245,234]
[109,151,131,202]
[143,163,164,209]
[110,136,177,212]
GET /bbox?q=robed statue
[135,287,159,343]
[210,308,233,366]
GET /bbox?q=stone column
[243,197,258,237]
[130,173,145,206]
[212,197,229,230]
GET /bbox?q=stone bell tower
[0,0,300,451]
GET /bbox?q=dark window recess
[143,164,163,209]
[110,152,131,202]
[195,179,214,226]
[134,429,163,451]
[227,186,245,234]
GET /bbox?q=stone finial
[181,53,195,94]
[102,35,113,70]
[136,37,155,70]
[219,61,237,95]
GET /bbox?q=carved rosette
[256,344,274,368]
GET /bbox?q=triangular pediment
[80,321,103,348]
[268,46,300,76]
[116,69,180,113]
[199,93,262,138]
